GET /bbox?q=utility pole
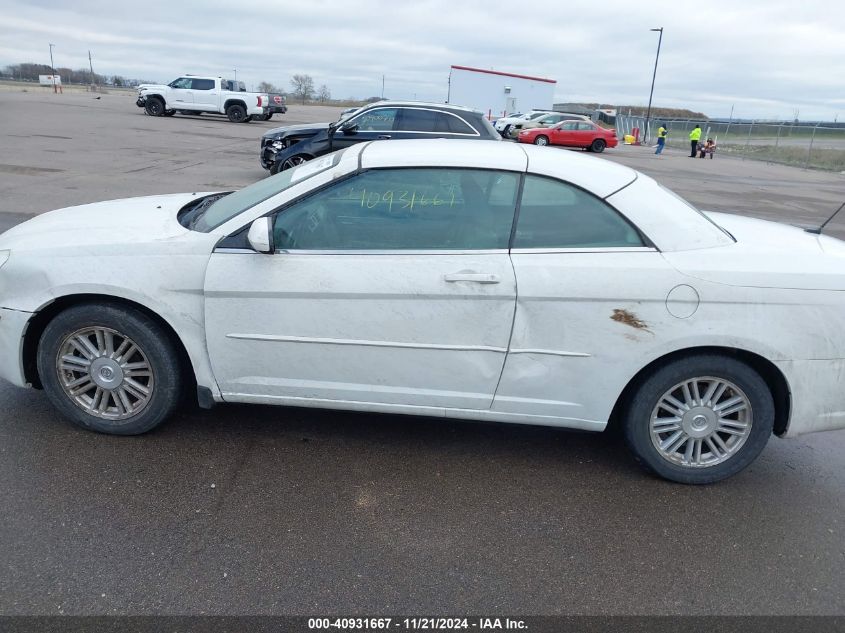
[233,69,237,84]
[381,74,385,99]
[644,27,663,144]
[48,43,57,93]
[88,50,95,86]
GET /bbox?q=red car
[518,120,618,153]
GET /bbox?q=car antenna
[806,201,845,235]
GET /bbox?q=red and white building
[447,65,556,119]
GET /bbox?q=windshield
[193,152,345,232]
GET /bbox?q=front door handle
[444,272,501,284]
[377,134,391,139]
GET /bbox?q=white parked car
[136,75,268,123]
[494,110,552,136]
[1,140,844,483]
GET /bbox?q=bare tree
[258,81,278,94]
[317,84,331,103]
[290,74,314,104]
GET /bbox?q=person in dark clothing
[689,125,702,157]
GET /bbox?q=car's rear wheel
[243,115,253,123]
[590,138,607,153]
[624,354,774,484]
[144,98,164,117]
[226,104,247,123]
[534,135,549,146]
[37,303,183,436]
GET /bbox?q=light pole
[233,69,237,84]
[48,43,56,93]
[644,27,663,143]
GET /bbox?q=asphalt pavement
[0,89,843,616]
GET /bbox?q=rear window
[439,113,477,134]
[398,108,439,132]
[191,78,215,90]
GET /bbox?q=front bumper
[260,138,284,169]
[0,307,33,388]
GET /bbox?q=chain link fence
[614,115,845,172]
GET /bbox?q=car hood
[263,122,332,140]
[663,211,845,290]
[138,84,167,93]
[0,193,209,253]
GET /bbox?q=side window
[273,168,519,250]
[350,108,398,131]
[191,78,215,90]
[577,122,595,131]
[170,77,192,89]
[514,175,644,249]
[560,122,578,131]
[435,113,477,134]
[397,109,438,132]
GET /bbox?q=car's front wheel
[37,303,183,435]
[624,354,774,484]
[271,154,310,174]
[144,98,164,117]
[534,135,549,146]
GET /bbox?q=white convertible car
[1,140,843,483]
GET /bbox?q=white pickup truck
[136,76,268,123]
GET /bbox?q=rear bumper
[0,307,32,388]
[776,358,845,437]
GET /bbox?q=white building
[447,65,556,119]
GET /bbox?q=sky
[1,0,843,120]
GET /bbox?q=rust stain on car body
[611,309,650,332]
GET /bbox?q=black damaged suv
[260,101,501,174]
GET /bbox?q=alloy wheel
[649,376,753,468]
[56,326,155,420]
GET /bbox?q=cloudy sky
[1,0,843,120]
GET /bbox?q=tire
[534,135,549,146]
[36,303,183,436]
[226,104,247,123]
[243,115,253,123]
[590,138,607,153]
[274,155,310,173]
[624,354,774,484]
[162,110,176,117]
[144,97,164,117]
[264,112,273,121]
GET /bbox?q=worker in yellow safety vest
[655,125,668,155]
[689,125,702,157]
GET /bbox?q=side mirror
[341,123,359,135]
[247,217,274,254]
